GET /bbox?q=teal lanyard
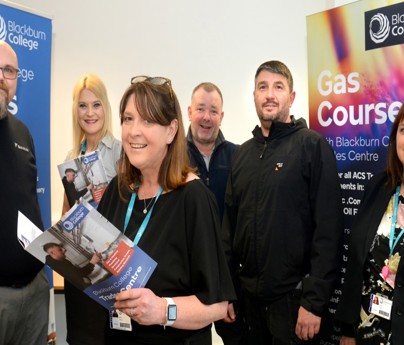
[123,186,163,245]
[80,140,87,155]
[389,185,404,257]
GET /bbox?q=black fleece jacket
[223,116,343,316]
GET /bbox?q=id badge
[369,294,392,320]
[109,309,132,331]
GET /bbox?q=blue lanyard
[123,186,163,245]
[389,185,404,257]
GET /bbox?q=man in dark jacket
[0,41,50,345]
[187,82,242,344]
[187,82,238,221]
[222,60,343,344]
[44,242,101,290]
[62,167,93,208]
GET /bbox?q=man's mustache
[263,101,278,107]
[0,80,9,94]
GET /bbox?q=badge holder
[110,309,132,331]
[369,293,392,320]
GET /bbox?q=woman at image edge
[336,103,404,345]
[62,74,121,345]
[97,77,236,345]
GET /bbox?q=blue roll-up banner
[0,4,51,225]
[0,2,54,343]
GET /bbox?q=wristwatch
[163,297,177,326]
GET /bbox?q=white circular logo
[0,16,7,41]
[63,220,74,231]
[369,13,390,44]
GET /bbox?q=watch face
[168,304,177,321]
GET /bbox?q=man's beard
[194,128,217,146]
[0,97,8,120]
[259,110,289,124]
[0,81,9,120]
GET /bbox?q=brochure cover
[17,201,157,311]
[58,151,109,207]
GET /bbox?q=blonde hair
[70,74,113,158]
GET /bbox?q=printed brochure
[17,201,157,311]
[58,151,109,207]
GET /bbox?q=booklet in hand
[17,201,157,311]
[58,151,109,207]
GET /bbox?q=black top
[0,113,44,286]
[336,172,404,344]
[95,177,236,344]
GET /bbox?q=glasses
[131,75,173,99]
[0,65,19,80]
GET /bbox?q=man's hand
[89,251,102,265]
[340,335,356,345]
[295,306,321,341]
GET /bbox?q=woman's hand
[114,288,166,326]
[114,290,228,329]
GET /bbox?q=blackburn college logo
[365,3,404,50]
[62,220,74,231]
[0,15,7,41]
[369,13,390,43]
[0,13,46,50]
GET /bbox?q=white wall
[3,0,356,223]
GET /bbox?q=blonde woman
[62,74,121,345]
[62,73,121,214]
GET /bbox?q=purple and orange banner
[307,1,404,343]
[308,0,404,227]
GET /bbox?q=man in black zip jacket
[186,82,242,344]
[222,60,343,345]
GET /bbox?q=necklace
[124,186,163,237]
[143,194,157,214]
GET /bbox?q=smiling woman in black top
[97,76,236,345]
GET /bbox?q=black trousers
[242,290,332,345]
[214,316,245,345]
